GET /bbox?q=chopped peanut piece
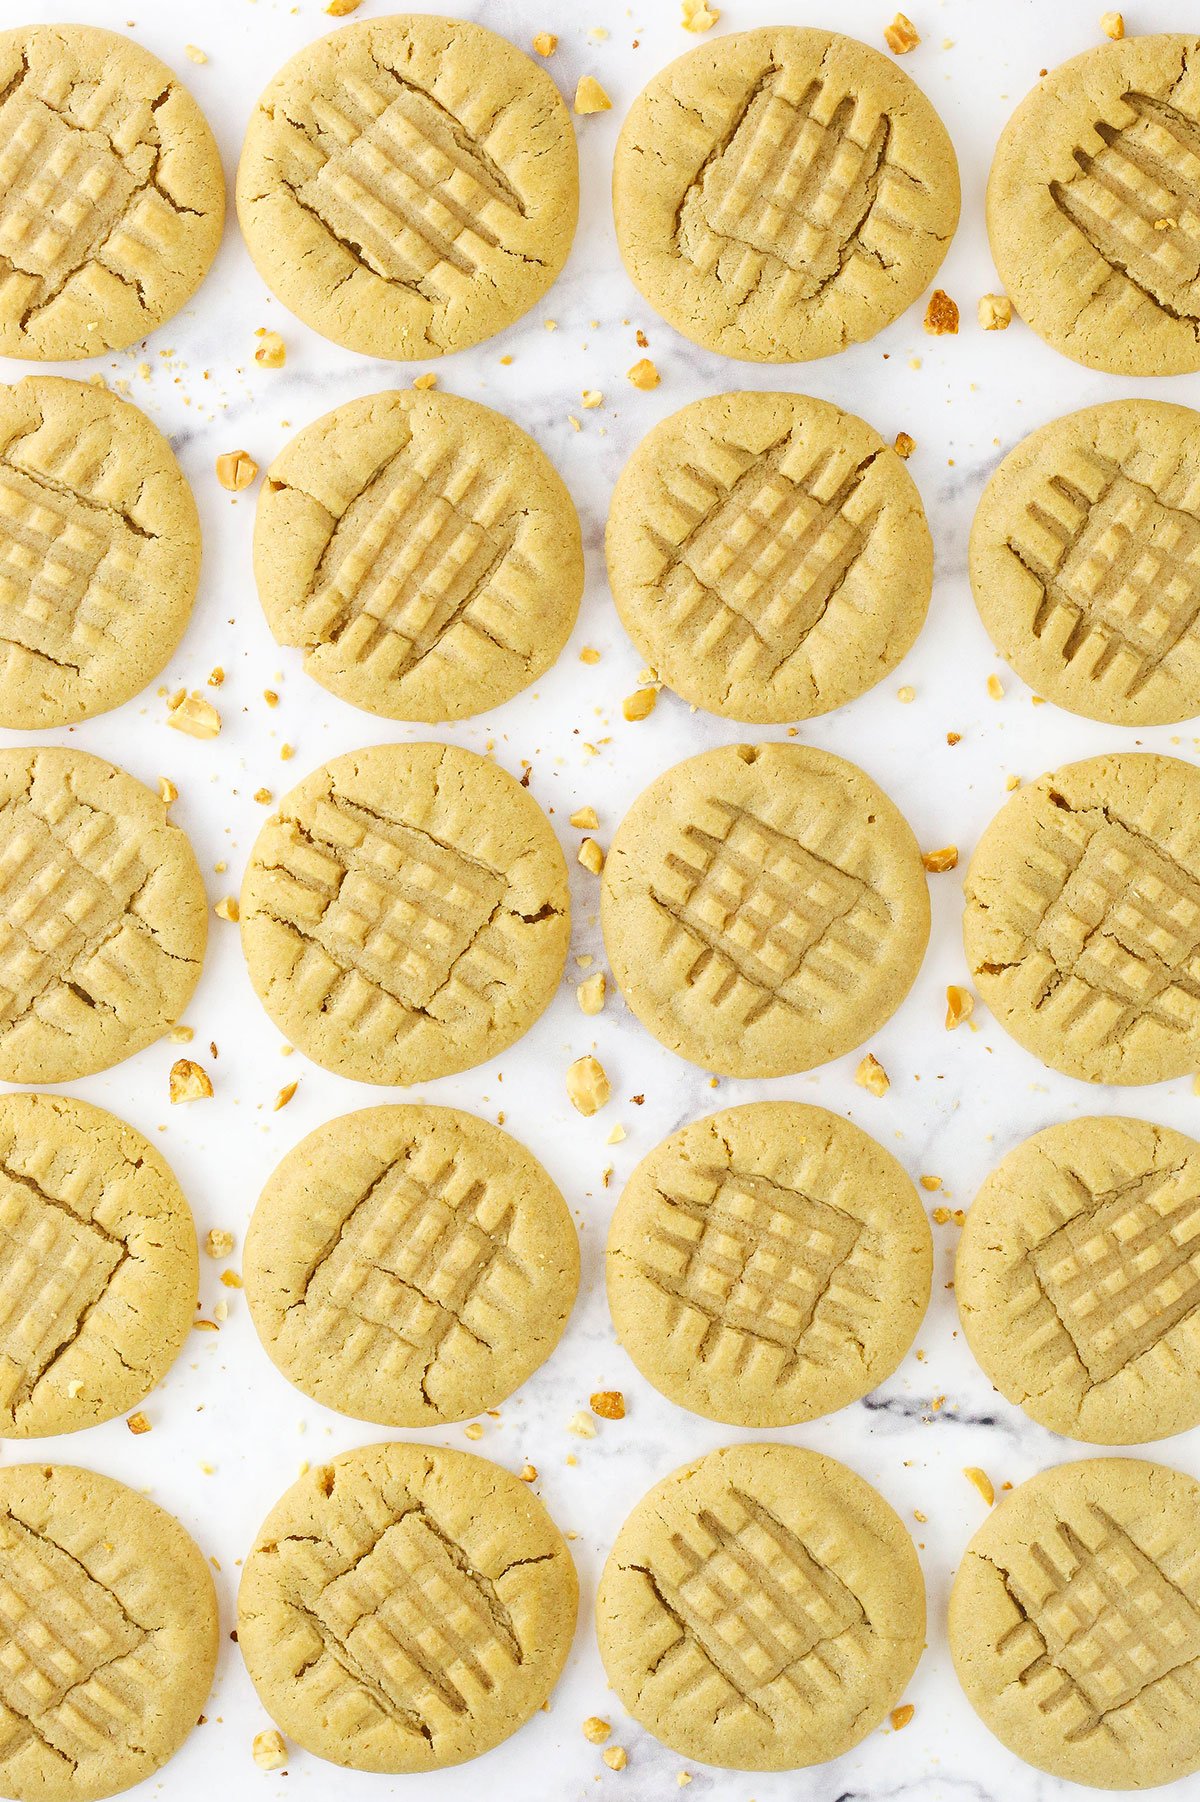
[207,666,224,687]
[577,972,606,1015]
[603,1748,628,1772]
[893,430,916,459]
[622,687,658,721]
[1100,11,1124,39]
[924,288,959,334]
[413,372,438,390]
[964,1466,995,1505]
[627,358,660,389]
[920,1175,942,1192]
[253,788,273,805]
[922,845,958,872]
[215,449,258,491]
[591,1391,625,1419]
[221,1269,243,1288]
[891,1704,915,1731]
[168,692,221,738]
[184,44,208,63]
[252,1729,288,1770]
[255,331,286,368]
[579,646,601,665]
[896,684,916,703]
[855,1052,890,1097]
[582,1717,611,1744]
[884,13,921,53]
[169,1025,194,1044]
[682,0,719,28]
[566,1055,610,1115]
[532,32,558,55]
[570,806,599,829]
[945,985,974,1029]
[606,1123,626,1144]
[159,777,178,806]
[170,1058,213,1103]
[578,838,604,874]
[463,1421,484,1440]
[205,1228,235,1259]
[127,1412,151,1435]
[581,389,603,410]
[978,292,1012,331]
[520,1462,538,1482]
[274,1082,298,1111]
[567,1410,596,1438]
[986,673,1005,699]
[574,76,612,114]
[214,896,239,923]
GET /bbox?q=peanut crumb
[603,1748,628,1772]
[214,896,239,923]
[264,690,279,708]
[627,358,660,389]
[254,331,286,369]
[1005,773,1021,791]
[582,1717,611,1744]
[855,1052,890,1096]
[1100,10,1124,39]
[947,730,962,745]
[579,646,601,665]
[677,1778,692,1790]
[896,684,915,703]
[169,1025,194,1044]
[184,44,208,63]
[884,13,921,53]
[281,743,295,760]
[168,692,221,739]
[214,1298,228,1323]
[566,1055,610,1116]
[570,806,599,829]
[127,1412,151,1435]
[170,1058,213,1103]
[574,76,612,114]
[622,687,658,721]
[591,1390,626,1419]
[413,372,438,390]
[253,788,273,805]
[159,777,178,806]
[567,1410,596,1438]
[924,288,959,334]
[215,449,257,492]
[920,1175,942,1192]
[252,1729,288,1770]
[581,389,603,409]
[520,1462,538,1482]
[221,1269,243,1289]
[205,1229,235,1259]
[577,972,606,1016]
[463,1422,484,1441]
[207,667,224,687]
[945,984,974,1029]
[978,292,1012,331]
[890,1704,915,1731]
[986,673,1005,699]
[578,837,605,874]
[606,1122,626,1144]
[682,0,719,28]
[532,32,558,56]
[964,1466,995,1506]
[893,430,916,459]
[922,845,958,872]
[66,1379,83,1399]
[274,1082,298,1112]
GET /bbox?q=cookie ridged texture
[0,1093,197,1438]
[597,1443,924,1771]
[0,25,224,361]
[950,1457,1200,1788]
[970,401,1200,726]
[988,35,1200,375]
[240,743,569,1085]
[245,1105,579,1426]
[0,747,207,1084]
[958,1118,1200,1446]
[600,742,929,1077]
[607,1102,930,1426]
[238,1442,578,1773]
[608,392,931,722]
[613,26,959,362]
[0,1463,217,1802]
[254,390,583,722]
[236,15,578,360]
[963,753,1200,1085]
[0,376,201,729]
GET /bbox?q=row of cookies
[5,21,1197,380]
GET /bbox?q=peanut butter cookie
[237,16,578,359]
[597,1443,924,1770]
[963,753,1200,1085]
[601,742,929,1077]
[238,1441,577,1772]
[254,390,583,721]
[613,27,959,362]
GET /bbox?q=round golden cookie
[597,1443,924,1771]
[607,393,932,723]
[253,390,583,722]
[600,742,929,1077]
[949,1457,1200,1788]
[613,27,960,363]
[0,747,207,1085]
[607,1102,931,1426]
[0,376,201,729]
[963,752,1200,1086]
[236,16,578,360]
[0,1463,217,1802]
[238,1441,577,1773]
[958,1117,1200,1446]
[988,35,1200,376]
[0,25,224,361]
[245,1105,579,1426]
[240,743,569,1085]
[970,401,1200,727]
[0,1093,197,1439]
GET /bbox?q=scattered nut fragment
[221,1269,243,1289]
[170,1058,213,1103]
[924,288,959,334]
[978,292,1012,331]
[896,684,915,703]
[184,44,208,64]
[986,673,1005,699]
[884,12,921,53]
[922,845,958,872]
[627,357,660,389]
[855,1052,890,1096]
[214,896,239,923]
[581,389,603,410]
[682,0,719,28]
[574,75,612,114]
[603,1748,628,1772]
[520,1462,538,1482]
[274,1082,298,1111]
[532,31,558,56]
[127,1412,151,1435]
[577,972,606,1015]
[891,1704,915,1731]
[566,1055,610,1115]
[412,372,438,390]
[964,1466,995,1506]
[207,666,224,687]
[893,430,916,459]
[254,330,286,369]
[582,1718,612,1744]
[945,985,974,1029]
[591,1391,625,1419]
[1100,10,1124,39]
[570,805,599,829]
[215,449,258,492]
[168,692,221,738]
[205,1228,235,1260]
[920,1174,942,1192]
[158,777,178,806]
[169,1025,194,1044]
[606,1123,626,1144]
[253,787,273,805]
[578,838,605,874]
[463,1421,484,1441]
[622,687,658,721]
[252,1729,288,1771]
[567,1410,596,1438]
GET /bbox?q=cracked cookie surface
[238,1440,577,1772]
[0,1462,216,1802]
[0,1092,197,1438]
[0,747,207,1084]
[600,742,929,1077]
[958,1117,1200,1445]
[607,1102,930,1427]
[236,15,578,360]
[239,742,569,1085]
[971,401,1200,726]
[988,34,1200,375]
[613,26,959,363]
[597,1442,923,1771]
[607,392,931,722]
[253,389,583,721]
[963,753,1200,1085]
[0,376,200,728]
[0,24,224,361]
[950,1457,1200,1787]
[245,1104,578,1426]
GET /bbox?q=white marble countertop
[6,0,1200,1797]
